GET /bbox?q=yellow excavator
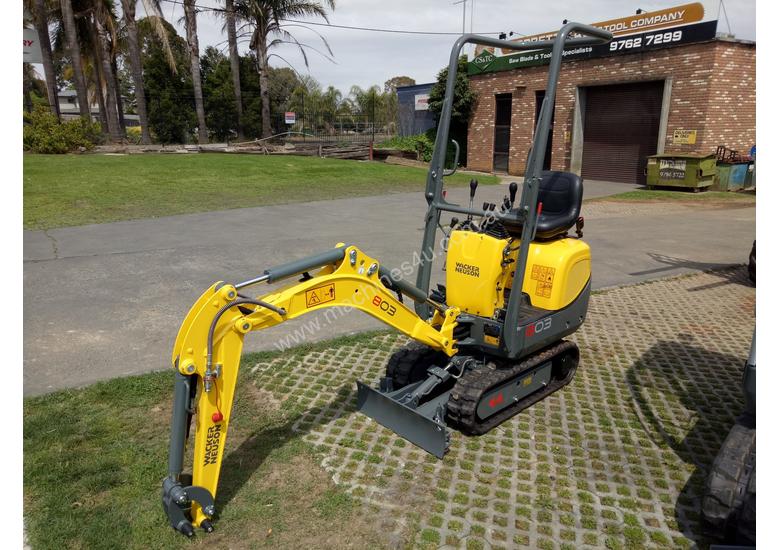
[162,22,613,536]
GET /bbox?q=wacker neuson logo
[203,424,222,466]
[455,262,480,278]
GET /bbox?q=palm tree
[120,0,175,144]
[52,0,112,131]
[237,0,335,138]
[85,18,110,132]
[60,0,91,119]
[183,0,208,143]
[27,0,61,118]
[92,0,123,141]
[220,0,244,139]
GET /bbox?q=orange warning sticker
[530,264,555,298]
[305,283,335,308]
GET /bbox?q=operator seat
[502,171,583,240]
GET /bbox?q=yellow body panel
[170,245,461,527]
[445,230,510,316]
[446,230,591,315]
[520,238,591,310]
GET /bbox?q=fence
[269,112,395,144]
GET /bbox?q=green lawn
[23,153,497,229]
[596,188,756,203]
[23,332,394,550]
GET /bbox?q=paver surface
[23,182,754,395]
[246,267,754,549]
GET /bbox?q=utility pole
[453,0,467,34]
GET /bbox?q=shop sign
[469,2,718,75]
[24,28,43,64]
[469,20,717,75]
[414,94,430,111]
[483,2,706,57]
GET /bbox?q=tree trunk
[256,32,271,138]
[111,52,126,131]
[23,71,33,113]
[33,0,60,118]
[225,0,243,139]
[88,22,109,133]
[94,17,123,141]
[184,0,208,144]
[91,47,109,133]
[60,0,91,119]
[120,0,151,144]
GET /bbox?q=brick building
[466,33,755,184]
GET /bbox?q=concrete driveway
[23,181,754,395]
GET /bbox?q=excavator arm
[162,244,459,535]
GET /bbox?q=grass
[595,187,756,203]
[23,331,391,550]
[23,153,498,229]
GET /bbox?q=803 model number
[609,30,683,51]
[372,295,397,316]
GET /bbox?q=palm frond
[138,0,177,73]
[278,23,333,56]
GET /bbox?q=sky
[96,0,759,92]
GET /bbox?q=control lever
[469,178,478,200]
[509,182,518,206]
[466,179,478,222]
[442,216,460,264]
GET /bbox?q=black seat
[502,171,583,240]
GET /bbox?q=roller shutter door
[581,81,664,184]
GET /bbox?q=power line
[157,0,503,36]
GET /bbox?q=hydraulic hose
[206,298,286,372]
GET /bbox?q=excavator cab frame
[162,22,613,537]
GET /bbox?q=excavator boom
[162,244,459,534]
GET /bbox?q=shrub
[377,132,434,161]
[125,126,142,145]
[377,129,461,166]
[24,107,102,154]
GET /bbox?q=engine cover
[445,229,591,315]
[446,230,511,317]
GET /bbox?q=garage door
[581,81,664,184]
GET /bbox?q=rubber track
[446,340,579,435]
[385,342,450,388]
[701,415,756,541]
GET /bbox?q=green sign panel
[467,21,718,76]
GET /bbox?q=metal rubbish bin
[714,162,751,192]
[646,153,717,191]
[745,161,755,189]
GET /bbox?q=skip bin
[714,162,750,192]
[646,153,717,191]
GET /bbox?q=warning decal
[530,264,556,298]
[305,283,336,308]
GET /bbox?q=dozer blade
[356,380,451,458]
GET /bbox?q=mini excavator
[162,22,613,536]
